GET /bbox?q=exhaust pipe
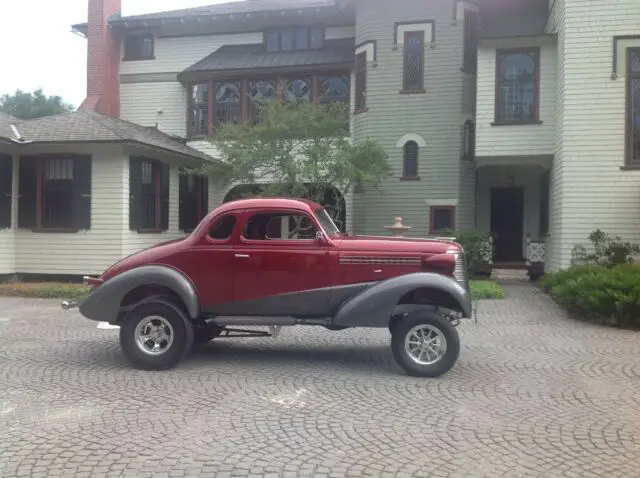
[61,300,79,310]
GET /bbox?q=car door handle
[235,253,250,258]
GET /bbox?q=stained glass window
[319,76,349,103]
[249,80,277,124]
[403,31,424,91]
[190,83,209,136]
[496,49,539,123]
[403,141,419,178]
[215,82,241,125]
[283,78,311,104]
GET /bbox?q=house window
[402,141,419,178]
[190,83,209,137]
[495,48,540,124]
[319,76,350,104]
[463,10,479,74]
[17,155,92,231]
[179,169,209,233]
[403,31,425,92]
[0,155,12,229]
[283,78,312,104]
[354,52,367,112]
[129,157,169,232]
[627,48,640,165]
[430,206,455,234]
[215,81,242,125]
[249,79,278,124]
[123,33,154,61]
[462,120,475,160]
[264,26,324,52]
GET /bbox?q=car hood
[333,234,461,254]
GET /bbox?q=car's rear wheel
[390,311,460,377]
[119,299,194,370]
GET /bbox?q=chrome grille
[454,250,469,291]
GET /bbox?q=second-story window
[190,83,209,137]
[626,48,640,165]
[495,48,540,124]
[402,141,419,178]
[319,76,350,104]
[265,26,324,52]
[403,31,425,92]
[462,120,475,161]
[215,82,242,125]
[354,52,367,112]
[123,33,154,61]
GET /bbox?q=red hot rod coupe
[62,198,472,377]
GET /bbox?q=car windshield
[314,208,341,237]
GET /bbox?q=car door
[176,211,239,313]
[231,208,332,317]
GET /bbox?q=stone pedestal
[385,217,411,237]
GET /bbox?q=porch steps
[490,268,530,282]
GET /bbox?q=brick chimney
[79,0,121,118]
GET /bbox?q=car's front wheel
[390,311,460,377]
[119,299,194,370]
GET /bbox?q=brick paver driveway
[1,283,639,477]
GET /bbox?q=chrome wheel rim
[134,316,174,356]
[404,324,447,366]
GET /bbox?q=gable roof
[178,38,354,82]
[0,110,219,164]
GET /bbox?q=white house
[1,0,640,280]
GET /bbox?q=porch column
[10,154,18,229]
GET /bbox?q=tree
[0,89,75,120]
[203,100,390,232]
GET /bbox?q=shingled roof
[178,38,354,82]
[0,110,218,164]
[0,112,20,141]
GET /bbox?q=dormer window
[265,26,324,52]
[123,33,154,61]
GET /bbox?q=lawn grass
[0,279,505,301]
[470,280,505,300]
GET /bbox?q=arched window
[403,141,419,178]
[462,120,475,161]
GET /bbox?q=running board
[207,316,331,327]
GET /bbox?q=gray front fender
[332,273,472,327]
[78,265,199,323]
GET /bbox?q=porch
[474,160,550,278]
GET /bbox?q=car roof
[213,197,324,215]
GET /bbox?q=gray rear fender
[332,272,472,328]
[78,265,200,323]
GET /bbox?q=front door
[490,187,524,262]
[231,209,332,317]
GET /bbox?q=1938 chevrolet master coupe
[62,198,472,377]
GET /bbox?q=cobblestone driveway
[0,283,639,478]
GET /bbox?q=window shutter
[73,156,92,230]
[18,156,37,229]
[0,155,12,229]
[160,162,170,231]
[129,157,143,230]
[178,169,188,232]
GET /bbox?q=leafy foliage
[572,229,640,268]
[540,264,640,328]
[437,228,492,276]
[0,89,75,120]
[204,101,390,225]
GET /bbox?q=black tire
[390,311,460,377]
[119,299,194,371]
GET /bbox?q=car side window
[243,212,317,240]
[208,214,236,240]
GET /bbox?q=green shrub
[437,228,491,276]
[572,229,640,267]
[470,280,505,300]
[540,264,640,328]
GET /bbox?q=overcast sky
[0,0,230,107]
